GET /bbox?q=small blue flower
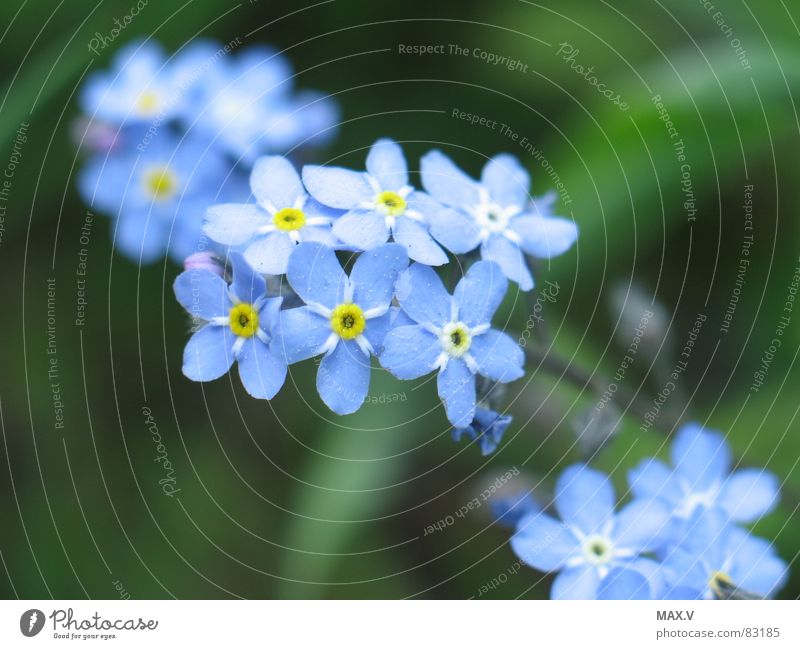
[202,156,341,274]
[452,407,512,455]
[79,130,245,263]
[275,242,408,415]
[660,508,788,599]
[628,422,780,525]
[420,150,578,290]
[173,252,287,399]
[190,45,339,161]
[510,464,671,599]
[380,261,524,427]
[302,138,449,265]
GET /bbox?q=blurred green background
[1,0,798,599]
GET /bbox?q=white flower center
[582,534,614,566]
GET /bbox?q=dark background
[0,0,798,599]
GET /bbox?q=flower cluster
[76,39,338,263]
[510,423,787,599]
[174,138,577,451]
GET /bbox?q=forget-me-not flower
[420,150,578,290]
[380,261,524,427]
[511,464,670,599]
[275,242,408,415]
[202,156,341,274]
[628,422,780,525]
[79,130,245,263]
[451,406,513,455]
[660,508,788,599]
[302,139,449,265]
[174,252,287,399]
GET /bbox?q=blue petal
[237,337,287,399]
[481,154,530,208]
[331,210,389,250]
[392,217,448,265]
[597,567,652,600]
[244,231,295,274]
[361,310,393,353]
[115,208,168,263]
[428,205,482,254]
[480,234,534,291]
[287,242,347,309]
[380,325,441,379]
[453,260,508,327]
[174,269,231,321]
[469,330,524,383]
[719,468,780,523]
[511,511,579,571]
[302,165,374,209]
[555,464,615,535]
[351,243,408,311]
[275,307,332,363]
[510,214,578,258]
[551,565,600,600]
[366,138,408,191]
[420,150,480,210]
[182,326,235,381]
[729,529,788,597]
[301,225,339,247]
[437,358,476,427]
[627,458,677,505]
[611,499,671,554]
[229,252,266,305]
[394,263,451,327]
[317,339,370,414]
[250,155,305,209]
[203,203,269,245]
[670,422,732,491]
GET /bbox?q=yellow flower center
[136,91,160,115]
[229,303,259,338]
[330,303,366,340]
[440,322,472,357]
[708,571,734,597]
[273,207,307,231]
[375,190,407,216]
[142,166,178,201]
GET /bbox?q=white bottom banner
[0,600,797,647]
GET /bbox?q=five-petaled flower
[420,150,578,290]
[380,260,524,427]
[303,138,450,265]
[511,464,670,599]
[275,241,408,414]
[203,156,341,274]
[174,252,287,399]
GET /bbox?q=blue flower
[510,464,671,599]
[202,156,341,274]
[81,40,187,126]
[420,150,578,290]
[79,130,245,263]
[275,242,408,414]
[189,45,339,161]
[302,139,449,265]
[628,422,780,525]
[660,508,788,599]
[173,252,287,399]
[379,261,524,427]
[452,407,512,455]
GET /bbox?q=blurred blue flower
[628,422,780,525]
[79,130,245,263]
[661,508,788,599]
[303,138,448,265]
[173,252,287,399]
[189,45,339,161]
[275,242,408,414]
[420,150,578,290]
[511,464,671,599]
[452,407,512,455]
[380,261,524,427]
[203,156,341,274]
